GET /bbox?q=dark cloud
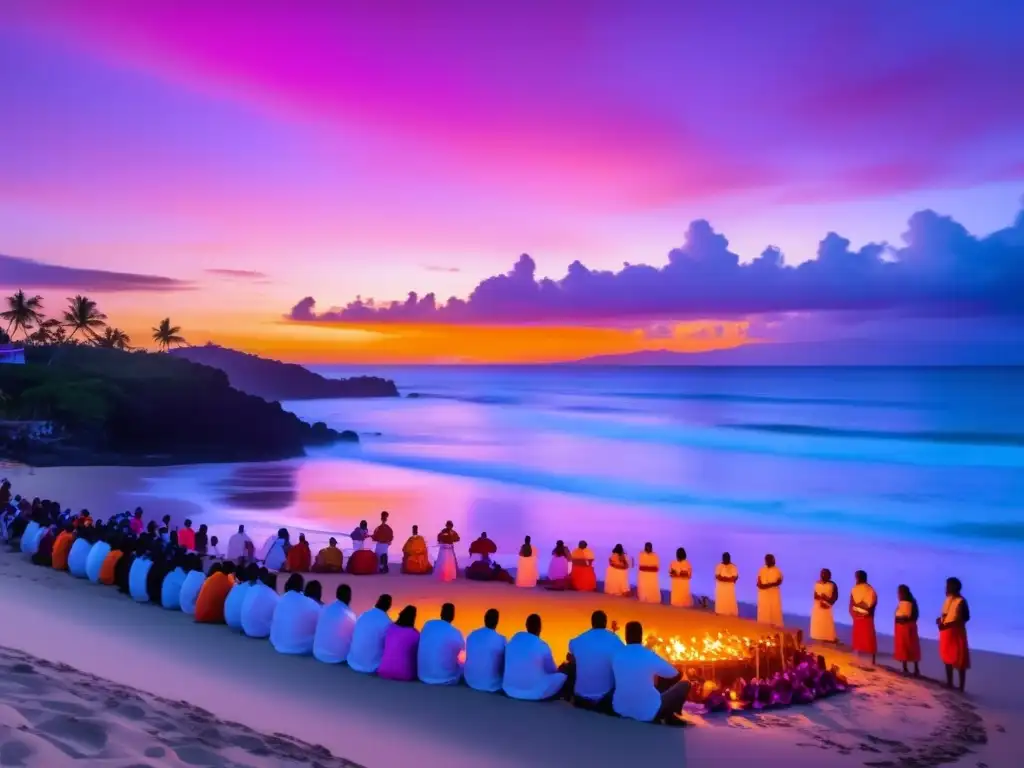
[0,253,191,292]
[205,268,269,280]
[288,205,1024,325]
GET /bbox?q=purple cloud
[0,253,191,292]
[289,205,1024,325]
[205,268,268,280]
[422,265,462,274]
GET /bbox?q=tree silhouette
[62,295,108,342]
[94,327,133,350]
[1,290,45,339]
[152,318,186,351]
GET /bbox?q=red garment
[178,527,196,551]
[346,548,379,575]
[468,537,497,556]
[893,621,921,662]
[372,524,394,545]
[851,615,877,654]
[437,529,460,546]
[569,564,597,592]
[939,626,970,669]
[285,541,311,572]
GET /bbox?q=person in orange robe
[312,537,344,573]
[372,511,395,573]
[194,562,236,623]
[284,533,312,572]
[99,546,124,585]
[50,527,75,571]
[569,540,597,592]
[938,577,970,691]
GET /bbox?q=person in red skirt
[849,570,878,665]
[893,584,921,677]
[937,577,970,691]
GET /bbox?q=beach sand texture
[0,550,1019,768]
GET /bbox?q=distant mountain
[569,340,1024,367]
[171,345,399,400]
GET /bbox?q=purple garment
[377,625,420,681]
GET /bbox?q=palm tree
[28,318,65,346]
[152,318,186,351]
[61,295,108,342]
[94,327,132,350]
[1,290,45,339]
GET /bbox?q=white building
[0,345,25,364]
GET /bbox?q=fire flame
[640,631,777,663]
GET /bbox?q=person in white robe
[67,535,93,579]
[636,543,661,604]
[270,574,322,655]
[502,614,567,701]
[464,609,507,693]
[226,524,254,564]
[669,547,693,607]
[433,521,460,582]
[240,571,279,638]
[347,594,394,674]
[810,568,839,642]
[515,536,538,588]
[567,610,623,707]
[129,551,154,602]
[161,563,187,610]
[604,544,632,596]
[19,520,41,555]
[313,584,358,664]
[756,553,784,626]
[418,602,465,685]
[546,541,571,585]
[714,552,739,616]
[612,621,691,723]
[261,529,289,571]
[178,559,207,616]
[224,565,256,629]
[85,537,112,583]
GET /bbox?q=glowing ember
[614,627,778,663]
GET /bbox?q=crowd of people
[0,478,972,693]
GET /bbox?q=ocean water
[7,366,1024,654]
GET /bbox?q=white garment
[547,555,570,582]
[350,530,367,550]
[568,628,624,701]
[313,601,358,664]
[374,542,390,557]
[810,581,837,642]
[851,583,877,616]
[464,627,507,693]
[515,553,538,588]
[240,582,279,638]
[270,591,322,655]
[347,607,393,674]
[636,552,660,604]
[757,565,784,625]
[209,543,222,558]
[85,540,111,583]
[226,531,253,562]
[714,562,739,616]
[129,557,154,602]
[67,539,93,578]
[19,521,39,554]
[161,567,187,609]
[669,559,693,607]
[223,581,252,629]
[434,544,457,582]
[604,560,631,596]
[179,571,207,616]
[418,619,465,685]
[502,632,566,701]
[941,595,964,624]
[612,644,679,722]
[264,538,287,571]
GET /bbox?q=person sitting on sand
[195,561,236,624]
[240,569,279,638]
[30,522,57,567]
[283,533,312,573]
[348,594,394,674]
[465,553,514,583]
[938,577,970,691]
[401,525,432,575]
[314,584,357,664]
[669,548,693,607]
[612,621,691,724]
[434,521,461,582]
[515,536,538,588]
[224,564,256,629]
[312,537,344,573]
[567,610,624,711]
[50,525,75,572]
[227,524,254,564]
[469,531,497,561]
[714,552,739,616]
[178,519,196,551]
[85,530,112,584]
[756,554,784,626]
[636,543,660,604]
[894,584,921,677]
[372,511,395,573]
[161,555,188,610]
[99,539,125,586]
[810,568,839,643]
[604,544,631,597]
[146,544,172,604]
[378,605,420,682]
[67,528,93,579]
[503,613,568,701]
[849,570,878,665]
[465,608,507,693]
[418,602,465,685]
[270,574,322,655]
[129,543,155,603]
[545,540,572,590]
[569,540,597,592]
[178,554,207,615]
[261,528,289,571]
[115,539,140,595]
[350,520,370,550]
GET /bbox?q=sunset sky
[1,1,1022,363]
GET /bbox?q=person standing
[604,544,631,597]
[372,511,394,573]
[849,570,878,665]
[636,542,661,604]
[810,568,838,643]
[937,577,970,691]
[894,584,921,677]
[714,552,739,616]
[669,547,693,608]
[515,536,538,588]
[569,540,597,592]
[756,554,784,626]
[434,521,460,582]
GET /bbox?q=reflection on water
[214,465,299,510]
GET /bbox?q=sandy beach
[1,549,1020,768]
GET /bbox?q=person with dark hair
[115,538,139,595]
[938,577,970,691]
[194,523,209,556]
[85,528,113,583]
[284,533,312,573]
[502,614,568,700]
[569,540,597,592]
[372,511,395,573]
[348,594,394,674]
[757,553,784,626]
[434,521,461,582]
[811,568,839,642]
[178,519,196,552]
[567,610,623,711]
[400,525,432,575]
[465,608,506,693]
[270,574,322,655]
[312,537,344,573]
[161,553,189,610]
[224,564,256,629]
[179,554,207,615]
[669,547,693,607]
[50,524,75,572]
[378,605,420,681]
[715,552,739,616]
[894,584,921,676]
[612,621,690,724]
[227,524,254,564]
[546,540,571,589]
[515,536,537,588]
[418,602,465,685]
[241,569,279,638]
[67,528,94,579]
[604,544,631,596]
[850,570,878,665]
[194,561,234,623]
[314,583,357,664]
[637,542,661,604]
[99,537,126,586]
[146,544,171,603]
[260,528,289,571]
